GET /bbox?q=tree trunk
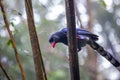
[85,0,98,79]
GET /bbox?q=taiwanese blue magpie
[49,28,120,71]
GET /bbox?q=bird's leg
[77,37,82,53]
[77,48,81,53]
[76,35,80,39]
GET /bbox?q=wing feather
[61,28,98,41]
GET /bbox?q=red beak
[51,41,56,48]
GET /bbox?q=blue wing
[61,28,98,41]
[60,28,67,34]
[76,28,98,41]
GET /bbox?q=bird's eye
[64,31,67,34]
[49,37,54,43]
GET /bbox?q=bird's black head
[49,31,67,48]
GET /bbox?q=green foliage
[99,0,107,8]
[49,70,66,80]
[7,39,12,46]
[10,22,15,27]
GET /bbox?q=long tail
[87,40,120,71]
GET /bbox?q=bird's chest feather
[60,37,68,45]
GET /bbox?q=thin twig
[0,61,11,80]
[86,0,93,30]
[0,0,27,80]
[74,0,83,28]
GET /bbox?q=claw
[77,48,81,52]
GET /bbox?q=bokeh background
[0,0,120,80]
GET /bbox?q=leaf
[7,39,12,46]
[14,28,19,34]
[18,12,22,16]
[99,0,107,8]
[10,22,15,27]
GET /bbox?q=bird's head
[49,32,61,48]
[49,31,67,48]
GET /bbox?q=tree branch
[24,0,47,80]
[0,1,27,80]
[0,61,11,80]
[65,0,80,80]
[86,0,99,79]
[74,0,83,28]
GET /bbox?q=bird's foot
[77,48,81,53]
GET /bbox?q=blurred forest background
[0,0,120,80]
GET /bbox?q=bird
[49,28,98,51]
[49,28,120,71]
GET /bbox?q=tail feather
[90,36,98,41]
[87,40,120,71]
